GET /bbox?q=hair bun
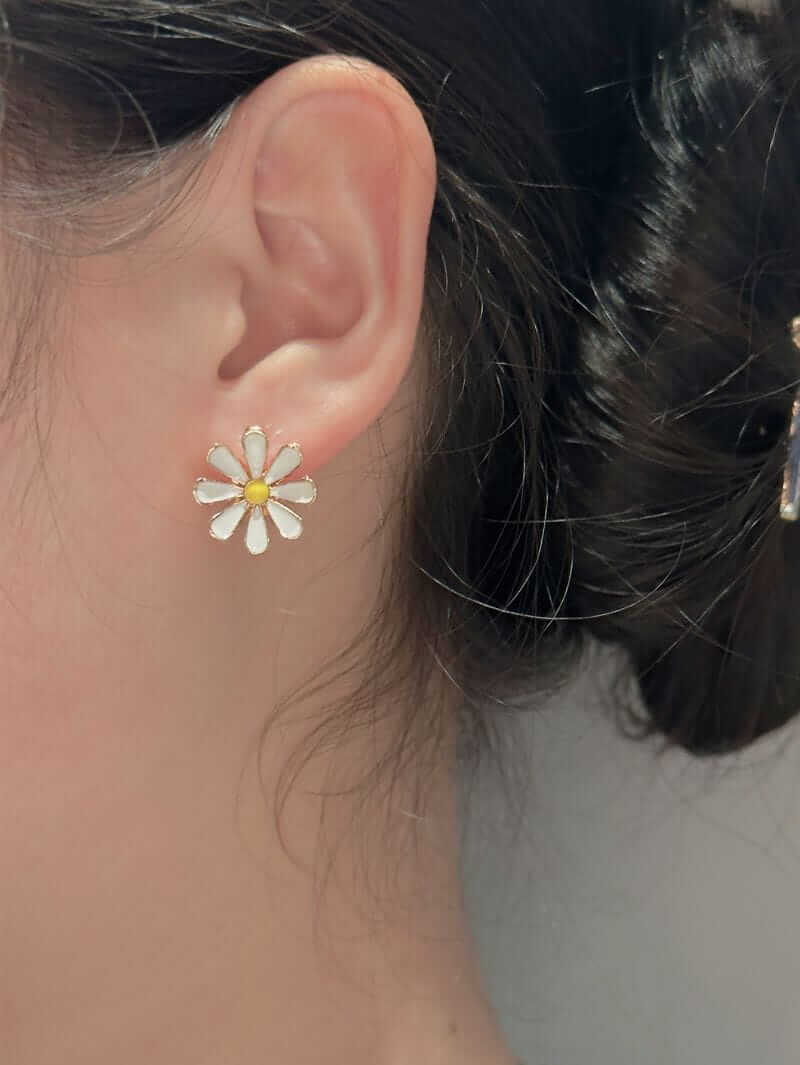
[561,2,800,754]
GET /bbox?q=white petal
[265,444,303,486]
[193,479,244,505]
[267,500,303,540]
[209,500,249,541]
[242,426,268,480]
[245,506,269,555]
[208,444,248,484]
[270,478,317,505]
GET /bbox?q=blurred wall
[461,650,800,1064]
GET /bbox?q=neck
[0,397,515,1065]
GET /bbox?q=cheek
[0,638,213,1028]
[0,597,203,902]
[0,636,150,864]
[0,656,129,1020]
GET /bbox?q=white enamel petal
[269,478,317,505]
[193,479,244,505]
[265,444,303,486]
[242,427,268,480]
[208,444,248,484]
[209,500,249,541]
[245,506,270,555]
[266,500,303,540]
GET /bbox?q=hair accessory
[193,426,317,555]
[781,318,800,522]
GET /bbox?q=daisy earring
[192,426,317,556]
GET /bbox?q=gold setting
[192,425,317,554]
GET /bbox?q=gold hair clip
[780,316,800,521]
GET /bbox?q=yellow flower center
[244,479,270,506]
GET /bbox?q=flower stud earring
[193,426,317,555]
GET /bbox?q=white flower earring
[193,426,317,555]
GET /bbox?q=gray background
[461,647,800,1064]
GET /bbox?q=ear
[182,55,437,478]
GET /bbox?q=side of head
[0,0,798,796]
[6,3,800,1057]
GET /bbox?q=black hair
[0,0,798,789]
[563,2,800,752]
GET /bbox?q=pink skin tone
[0,56,517,1065]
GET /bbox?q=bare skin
[0,55,518,1065]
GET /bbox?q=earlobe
[210,56,437,480]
